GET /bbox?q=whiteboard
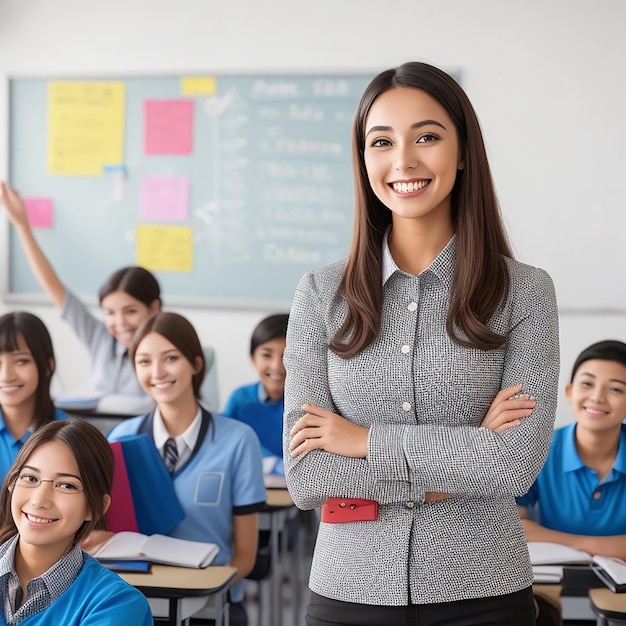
[7,73,375,308]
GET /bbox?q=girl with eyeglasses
[0,419,152,625]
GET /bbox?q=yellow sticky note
[181,76,217,95]
[48,81,125,176]
[136,225,194,272]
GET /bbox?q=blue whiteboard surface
[8,74,374,308]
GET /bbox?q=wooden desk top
[589,587,626,619]
[119,564,237,598]
[264,488,294,509]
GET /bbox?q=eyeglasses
[13,472,84,495]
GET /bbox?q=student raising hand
[1,181,160,400]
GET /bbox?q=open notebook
[529,542,626,592]
[93,532,219,569]
[528,542,592,566]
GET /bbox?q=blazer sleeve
[367,266,560,500]
[283,269,416,509]
[284,264,559,508]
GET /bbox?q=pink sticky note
[140,176,189,221]
[24,197,54,228]
[143,99,194,155]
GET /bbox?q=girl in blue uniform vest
[94,312,266,625]
[0,419,152,625]
[0,312,67,482]
[223,313,289,476]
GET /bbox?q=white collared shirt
[153,406,202,472]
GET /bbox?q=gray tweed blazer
[283,236,560,606]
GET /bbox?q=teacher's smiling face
[363,86,464,229]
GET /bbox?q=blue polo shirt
[0,408,68,481]
[222,381,284,458]
[516,422,626,536]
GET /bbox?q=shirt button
[401,344,411,354]
[402,402,412,412]
[593,491,602,500]
[405,501,415,509]
[407,302,418,312]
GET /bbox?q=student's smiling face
[11,441,92,563]
[251,337,286,402]
[101,290,160,348]
[566,359,626,436]
[363,86,464,228]
[133,332,201,407]
[0,334,39,416]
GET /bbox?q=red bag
[106,441,139,532]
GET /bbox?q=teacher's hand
[289,403,369,459]
[481,384,536,432]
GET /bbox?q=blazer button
[405,501,415,509]
[402,402,411,412]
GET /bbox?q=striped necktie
[163,437,178,473]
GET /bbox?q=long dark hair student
[0,418,153,624]
[0,180,164,400]
[285,60,560,626]
[0,419,113,547]
[109,310,266,626]
[332,62,512,358]
[0,311,57,428]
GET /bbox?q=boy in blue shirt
[223,314,289,476]
[517,340,626,560]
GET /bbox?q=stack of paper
[528,542,592,565]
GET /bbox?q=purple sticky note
[143,99,194,155]
[24,197,54,228]
[140,176,189,221]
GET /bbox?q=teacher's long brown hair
[330,62,513,358]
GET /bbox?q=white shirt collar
[153,405,202,467]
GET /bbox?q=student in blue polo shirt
[222,313,289,476]
[92,312,266,626]
[0,419,152,625]
[0,312,66,481]
[517,340,626,560]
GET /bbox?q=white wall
[1,0,625,425]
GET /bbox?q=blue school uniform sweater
[223,382,284,459]
[108,408,266,603]
[0,554,152,626]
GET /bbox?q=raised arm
[0,181,66,308]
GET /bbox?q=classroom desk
[534,565,609,623]
[259,487,301,626]
[589,588,626,625]
[119,564,236,626]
